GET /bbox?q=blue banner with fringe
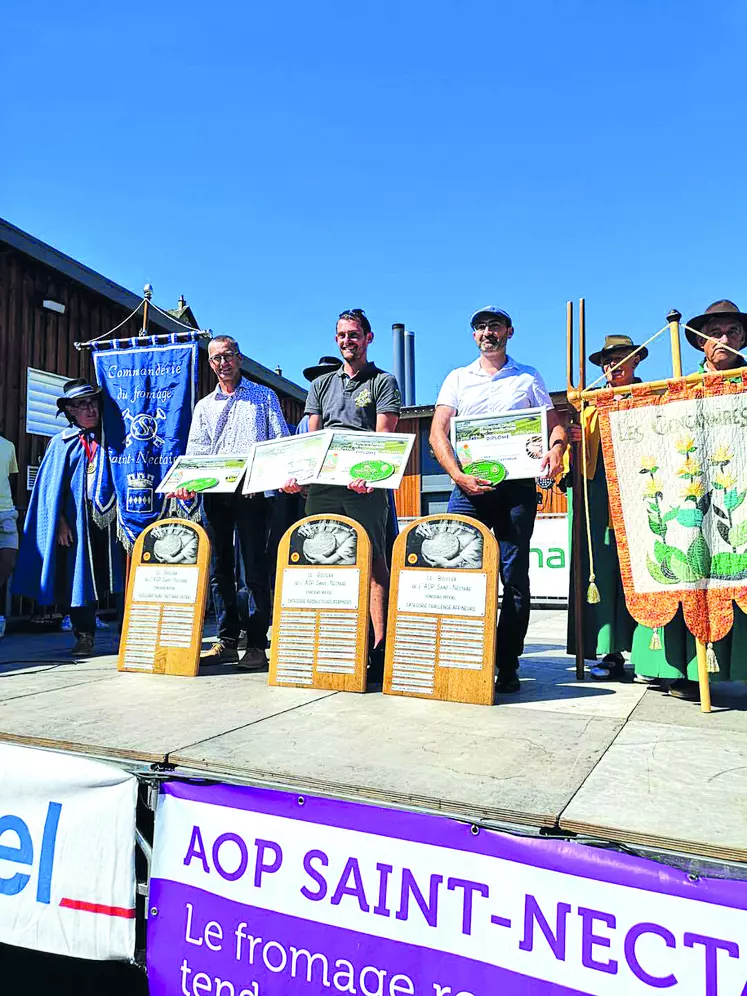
[92,334,200,551]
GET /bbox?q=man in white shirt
[430,306,567,693]
[0,433,18,638]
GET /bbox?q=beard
[479,334,508,353]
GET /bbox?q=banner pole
[667,308,683,378]
[140,283,153,338]
[695,641,712,713]
[667,308,711,713]
[567,300,586,681]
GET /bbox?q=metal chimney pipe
[392,323,405,400]
[404,328,415,406]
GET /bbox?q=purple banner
[147,781,747,996]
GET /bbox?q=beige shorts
[0,509,19,551]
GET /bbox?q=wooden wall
[393,416,421,519]
[0,244,305,516]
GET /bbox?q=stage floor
[2,610,746,864]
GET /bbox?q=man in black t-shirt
[283,309,401,674]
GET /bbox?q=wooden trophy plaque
[270,514,371,692]
[384,514,498,705]
[118,518,210,676]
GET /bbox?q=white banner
[497,514,569,603]
[0,743,137,960]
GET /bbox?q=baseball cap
[470,306,512,328]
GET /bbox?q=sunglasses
[473,321,509,333]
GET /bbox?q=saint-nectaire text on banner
[147,781,747,996]
[0,743,137,960]
[92,335,199,550]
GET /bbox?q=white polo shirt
[435,355,552,416]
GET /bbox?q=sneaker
[200,642,239,664]
[633,673,661,685]
[60,615,73,632]
[0,616,5,639]
[70,632,95,658]
[236,647,269,672]
[668,678,700,701]
[95,616,110,630]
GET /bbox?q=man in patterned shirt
[174,335,289,669]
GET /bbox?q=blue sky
[2,0,745,401]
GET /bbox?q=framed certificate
[243,431,329,494]
[313,431,415,489]
[450,407,548,483]
[155,454,250,494]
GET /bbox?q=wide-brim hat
[589,334,648,367]
[302,355,342,381]
[56,378,102,414]
[685,300,747,350]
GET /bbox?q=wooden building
[393,393,571,522]
[0,217,307,617]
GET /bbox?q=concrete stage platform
[1,610,746,865]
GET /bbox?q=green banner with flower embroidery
[596,375,747,643]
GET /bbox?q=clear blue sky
[2,0,744,401]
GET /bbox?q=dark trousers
[70,605,96,636]
[447,480,537,673]
[202,493,270,649]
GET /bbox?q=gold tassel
[649,627,662,651]
[587,575,600,604]
[706,642,719,673]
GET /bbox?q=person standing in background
[14,380,123,656]
[0,430,19,639]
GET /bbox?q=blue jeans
[447,480,537,673]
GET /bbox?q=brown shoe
[70,632,95,658]
[200,642,239,664]
[237,647,269,672]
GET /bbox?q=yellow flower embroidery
[710,444,732,465]
[677,457,701,478]
[640,455,657,472]
[675,436,696,454]
[643,477,663,498]
[681,480,705,500]
[714,471,737,490]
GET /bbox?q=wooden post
[667,309,711,713]
[695,640,712,714]
[667,308,683,378]
[573,299,587,680]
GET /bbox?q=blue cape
[14,428,123,607]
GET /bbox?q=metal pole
[404,329,416,406]
[392,324,405,399]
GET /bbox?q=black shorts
[305,485,388,560]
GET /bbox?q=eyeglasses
[210,351,238,365]
[67,399,99,412]
[473,321,508,333]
